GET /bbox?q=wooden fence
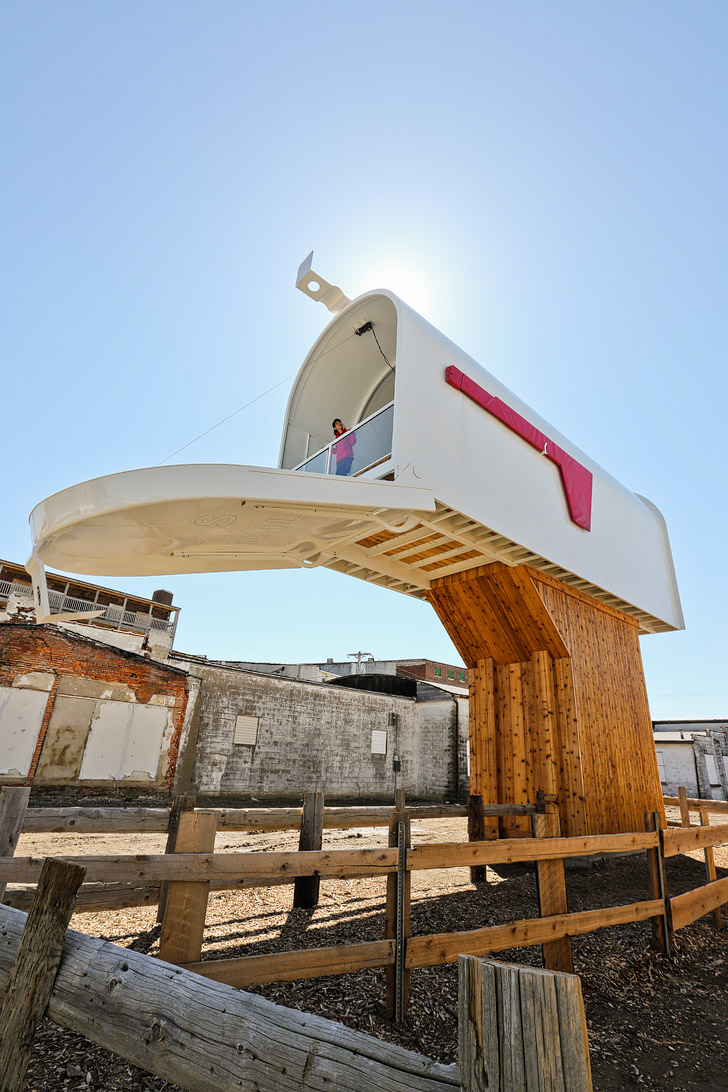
[1,786,727,1025]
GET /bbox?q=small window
[234,715,259,746]
[435,666,441,677]
[448,669,453,680]
[460,672,465,681]
[655,750,665,779]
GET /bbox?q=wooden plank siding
[429,562,664,838]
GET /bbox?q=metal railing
[295,402,394,478]
[0,580,178,638]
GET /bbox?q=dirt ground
[12,809,728,1092]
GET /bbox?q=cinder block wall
[190,663,461,802]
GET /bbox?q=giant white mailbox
[29,254,683,636]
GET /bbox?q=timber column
[428,562,664,838]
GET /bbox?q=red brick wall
[0,623,189,791]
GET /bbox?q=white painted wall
[0,686,49,775]
[79,700,171,781]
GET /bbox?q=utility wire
[157,330,361,466]
[158,371,297,465]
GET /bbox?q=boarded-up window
[79,702,169,781]
[0,686,50,776]
[235,715,259,746]
[371,729,387,755]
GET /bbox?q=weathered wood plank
[663,796,728,815]
[458,956,500,1092]
[0,788,31,902]
[159,811,217,965]
[22,806,171,834]
[157,794,195,923]
[293,791,324,909]
[519,968,565,1091]
[554,973,593,1092]
[0,830,658,887]
[662,822,728,857]
[533,811,573,974]
[406,899,663,968]
[670,875,728,932]
[0,859,85,1091]
[497,962,526,1092]
[467,795,488,883]
[184,939,395,986]
[0,904,460,1092]
[678,786,691,828]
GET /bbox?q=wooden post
[293,791,325,909]
[386,789,411,1022]
[678,785,691,828]
[159,809,217,965]
[644,810,671,956]
[0,788,31,903]
[467,794,488,884]
[0,858,86,1091]
[532,809,573,974]
[458,955,593,1092]
[698,806,724,931]
[157,793,195,922]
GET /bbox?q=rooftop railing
[0,580,179,639]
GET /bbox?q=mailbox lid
[29,463,436,578]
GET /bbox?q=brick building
[0,623,192,792]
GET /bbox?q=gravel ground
[12,809,728,1092]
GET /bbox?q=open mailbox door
[29,463,436,579]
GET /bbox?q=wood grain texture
[183,939,395,986]
[159,811,217,965]
[663,823,728,857]
[533,812,573,974]
[0,859,85,1091]
[0,788,30,902]
[0,904,460,1092]
[670,875,728,932]
[293,791,325,909]
[430,562,665,839]
[458,960,592,1092]
[406,899,663,968]
[157,794,195,924]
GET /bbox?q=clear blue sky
[2,2,726,718]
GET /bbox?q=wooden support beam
[386,790,411,1022]
[533,811,573,974]
[157,793,195,923]
[159,810,217,965]
[645,811,671,956]
[700,809,724,932]
[0,903,460,1092]
[0,788,30,903]
[293,791,325,909]
[458,957,592,1092]
[0,859,85,1092]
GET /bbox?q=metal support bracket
[395,819,407,1024]
[296,251,352,314]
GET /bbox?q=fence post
[698,805,724,931]
[385,788,411,1023]
[0,787,31,903]
[157,793,196,923]
[159,809,217,965]
[467,794,488,884]
[293,791,325,909]
[677,785,691,828]
[458,955,593,1092]
[0,858,86,1092]
[645,810,671,956]
[532,807,573,974]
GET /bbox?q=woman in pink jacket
[332,418,356,476]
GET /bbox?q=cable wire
[157,371,297,465]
